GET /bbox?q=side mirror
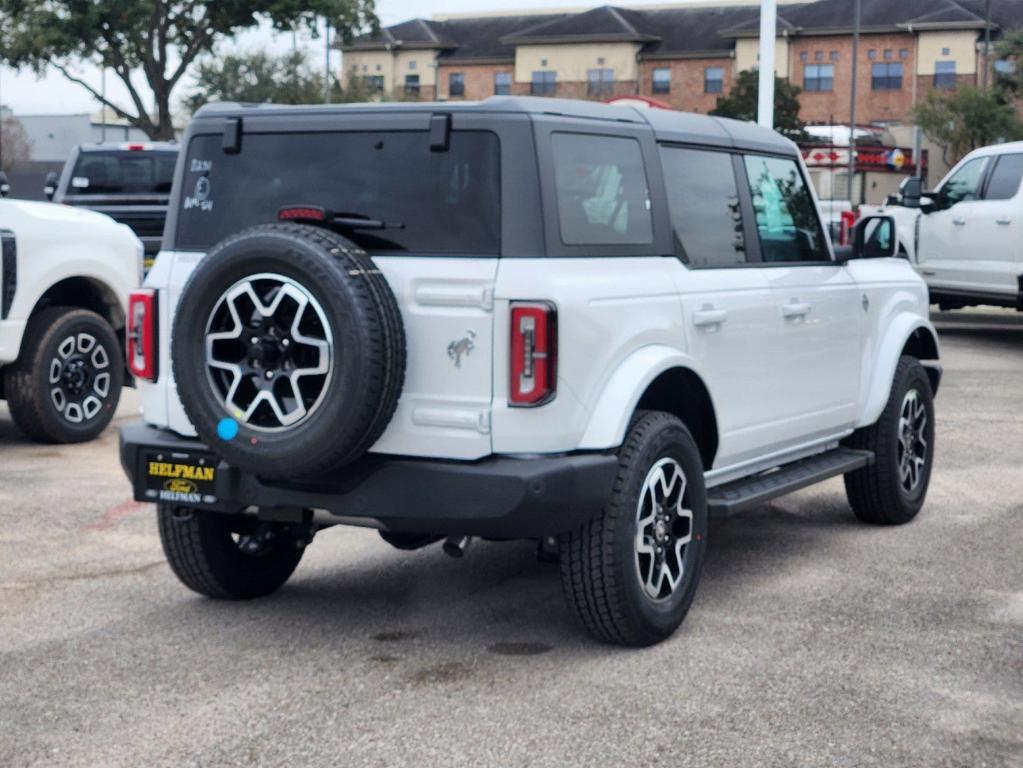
[900,176,922,208]
[852,215,898,260]
[43,171,58,200]
[0,171,9,198]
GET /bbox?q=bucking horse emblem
[447,330,477,368]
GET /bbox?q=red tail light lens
[127,289,158,381]
[510,302,556,407]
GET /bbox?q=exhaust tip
[442,535,472,558]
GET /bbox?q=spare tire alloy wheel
[172,224,406,479]
[205,273,333,431]
[49,331,113,425]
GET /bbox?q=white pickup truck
[865,142,1023,311]
[0,199,141,442]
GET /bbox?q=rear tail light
[127,289,158,381]
[509,302,556,407]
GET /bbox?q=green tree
[993,29,1023,93]
[913,86,1023,166]
[710,69,807,141]
[0,1,377,139]
[182,50,342,115]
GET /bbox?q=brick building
[340,0,1023,128]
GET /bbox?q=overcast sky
[0,0,753,116]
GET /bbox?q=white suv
[120,98,941,645]
[1,199,140,442]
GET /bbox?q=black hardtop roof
[194,96,796,156]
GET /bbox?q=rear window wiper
[278,205,404,230]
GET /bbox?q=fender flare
[577,344,714,450]
[857,314,940,428]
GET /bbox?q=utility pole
[101,67,107,143]
[757,0,777,129]
[983,0,993,90]
[846,0,861,203]
[324,18,333,104]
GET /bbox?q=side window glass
[983,154,1023,200]
[551,133,653,246]
[742,154,829,263]
[659,146,745,267]
[941,157,989,205]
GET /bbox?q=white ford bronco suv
[120,98,941,646]
[1,199,140,442]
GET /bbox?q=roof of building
[342,1,1020,61]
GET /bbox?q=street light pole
[325,18,333,104]
[846,0,861,203]
[983,0,993,90]
[757,0,777,130]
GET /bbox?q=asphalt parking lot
[1,311,1021,768]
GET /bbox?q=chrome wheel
[635,457,694,601]
[48,332,111,424]
[898,388,928,493]
[204,273,333,432]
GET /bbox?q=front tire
[3,307,123,443]
[157,505,305,599]
[560,412,708,646]
[844,356,935,525]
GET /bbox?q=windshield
[69,151,177,195]
[176,130,501,254]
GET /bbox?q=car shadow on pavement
[150,494,858,656]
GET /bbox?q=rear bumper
[119,421,617,538]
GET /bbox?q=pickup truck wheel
[157,505,304,599]
[171,223,406,479]
[3,307,123,443]
[560,412,707,646]
[844,356,935,525]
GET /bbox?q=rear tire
[157,505,305,599]
[3,307,123,443]
[560,412,707,646]
[844,356,935,525]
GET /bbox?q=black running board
[707,448,874,517]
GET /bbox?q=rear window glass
[176,131,500,254]
[70,151,177,195]
[551,133,652,246]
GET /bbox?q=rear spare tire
[172,224,405,479]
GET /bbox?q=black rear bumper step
[708,447,873,517]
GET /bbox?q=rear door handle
[997,217,1012,225]
[782,301,811,319]
[692,307,728,328]
[953,217,967,226]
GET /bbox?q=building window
[804,64,834,92]
[531,70,557,96]
[494,71,511,95]
[830,51,839,62]
[868,49,877,60]
[942,47,951,56]
[934,61,956,88]
[871,62,903,90]
[449,72,465,97]
[800,51,808,62]
[652,67,671,94]
[404,74,420,98]
[587,68,615,97]
[900,49,910,59]
[704,66,725,94]
[884,49,893,60]
[815,51,824,62]
[409,61,417,70]
[363,75,384,94]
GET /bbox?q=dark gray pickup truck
[46,142,178,271]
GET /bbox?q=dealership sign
[801,145,924,174]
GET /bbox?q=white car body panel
[0,199,140,365]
